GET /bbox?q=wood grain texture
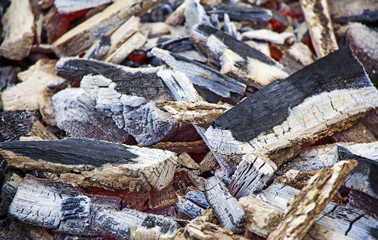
[9,175,179,238]
[52,0,164,56]
[0,0,34,60]
[0,111,35,142]
[0,138,177,192]
[206,47,378,164]
[300,0,339,58]
[204,176,246,233]
[54,0,113,14]
[190,24,289,87]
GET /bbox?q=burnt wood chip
[0,111,35,142]
[211,47,371,143]
[0,138,138,167]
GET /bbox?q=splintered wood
[1,0,378,239]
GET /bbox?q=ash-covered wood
[0,138,177,192]
[300,0,339,58]
[0,111,35,142]
[9,175,179,238]
[205,47,378,188]
[268,160,357,240]
[52,0,164,56]
[190,24,289,87]
[0,0,34,60]
[328,0,378,24]
[204,176,246,233]
[152,47,246,100]
[182,190,208,219]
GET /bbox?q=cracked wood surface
[267,160,357,240]
[52,0,164,56]
[0,138,177,192]
[204,176,246,233]
[190,24,289,88]
[300,0,338,58]
[0,111,35,142]
[9,175,179,238]
[257,183,378,239]
[205,47,378,190]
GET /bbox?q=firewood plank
[0,138,177,192]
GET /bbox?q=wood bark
[0,0,34,60]
[9,175,179,238]
[190,24,289,88]
[300,0,339,58]
[52,0,164,56]
[0,138,177,192]
[205,47,378,192]
[204,176,246,233]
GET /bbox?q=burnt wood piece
[337,143,378,199]
[83,35,112,60]
[54,0,113,14]
[0,111,35,142]
[152,48,246,100]
[186,190,209,209]
[0,138,177,192]
[55,57,172,101]
[239,193,351,239]
[190,24,289,87]
[204,176,246,233]
[0,172,23,218]
[184,0,211,32]
[223,13,237,39]
[52,0,164,56]
[152,37,194,53]
[300,0,339,58]
[0,0,34,60]
[257,183,378,240]
[206,4,288,27]
[346,23,378,86]
[280,42,315,73]
[206,47,378,192]
[268,160,357,240]
[1,59,67,125]
[53,74,174,145]
[241,29,295,45]
[9,175,179,238]
[0,66,19,93]
[328,0,378,24]
[332,121,376,143]
[182,190,209,219]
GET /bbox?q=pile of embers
[0,0,377,239]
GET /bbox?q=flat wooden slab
[0,138,177,192]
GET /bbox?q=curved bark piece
[0,138,177,192]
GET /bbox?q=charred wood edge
[52,0,164,56]
[182,190,208,219]
[283,142,378,200]
[151,37,193,54]
[8,174,179,238]
[0,66,20,92]
[0,172,23,218]
[279,42,315,73]
[151,47,246,99]
[0,0,34,60]
[155,100,230,127]
[0,110,35,142]
[328,0,378,24]
[55,57,171,101]
[54,0,113,14]
[204,176,246,233]
[239,195,350,239]
[156,67,232,175]
[0,138,178,192]
[300,0,339,58]
[205,47,378,193]
[190,24,289,88]
[333,121,377,143]
[256,183,378,239]
[267,160,357,240]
